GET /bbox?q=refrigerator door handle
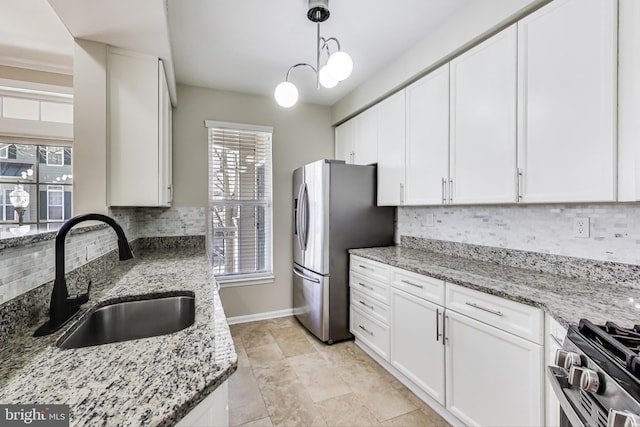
[293,266,320,283]
[300,183,309,250]
[295,184,305,251]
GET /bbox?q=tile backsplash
[0,207,205,305]
[398,203,640,266]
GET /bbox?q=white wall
[331,0,547,124]
[172,84,334,317]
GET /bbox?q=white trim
[218,274,275,288]
[226,308,295,325]
[204,119,273,134]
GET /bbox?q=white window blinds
[206,121,273,280]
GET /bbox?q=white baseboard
[226,308,295,325]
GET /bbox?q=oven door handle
[546,366,586,427]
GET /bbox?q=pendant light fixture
[274,0,353,108]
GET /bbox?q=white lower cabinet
[445,309,543,427]
[176,381,229,427]
[390,287,445,405]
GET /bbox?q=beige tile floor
[228,317,450,427]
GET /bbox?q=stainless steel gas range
[549,319,640,427]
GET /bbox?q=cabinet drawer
[446,283,543,344]
[351,306,390,361]
[391,268,445,305]
[351,255,391,283]
[350,271,389,304]
[351,288,389,325]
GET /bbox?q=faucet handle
[67,280,92,306]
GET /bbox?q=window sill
[217,275,275,288]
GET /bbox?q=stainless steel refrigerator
[292,159,394,343]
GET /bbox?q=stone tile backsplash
[0,207,205,306]
[398,203,640,266]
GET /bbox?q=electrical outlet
[573,217,590,238]
[425,213,435,227]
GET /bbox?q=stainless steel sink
[57,294,195,349]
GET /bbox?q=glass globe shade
[9,185,30,208]
[327,51,353,81]
[319,65,338,88]
[274,82,299,108]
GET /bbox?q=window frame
[46,146,64,166]
[46,185,65,221]
[0,145,7,159]
[205,120,274,287]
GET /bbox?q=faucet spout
[34,213,134,337]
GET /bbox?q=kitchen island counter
[0,247,236,427]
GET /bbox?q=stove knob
[607,409,640,427]
[555,349,582,369]
[569,366,600,393]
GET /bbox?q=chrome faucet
[34,213,134,336]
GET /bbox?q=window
[47,185,64,221]
[0,143,72,226]
[206,120,273,283]
[0,145,7,159]
[1,189,16,221]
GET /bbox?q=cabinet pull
[436,308,441,342]
[465,301,504,317]
[448,178,453,203]
[359,300,374,310]
[517,168,523,201]
[401,279,423,289]
[400,183,405,204]
[443,314,448,345]
[358,282,374,291]
[441,177,446,204]
[350,151,355,164]
[551,334,564,347]
[358,324,374,336]
[358,264,373,270]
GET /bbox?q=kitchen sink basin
[57,294,195,349]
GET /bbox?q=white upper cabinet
[108,48,173,207]
[335,119,356,164]
[405,64,450,205]
[377,91,406,206]
[618,0,640,201]
[449,25,517,205]
[517,0,617,203]
[335,105,378,165]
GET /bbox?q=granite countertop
[350,246,640,328]
[0,248,237,427]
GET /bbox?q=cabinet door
[354,106,378,165]
[445,310,543,427]
[517,0,617,202]
[450,25,517,204]
[377,90,406,206]
[405,64,450,205]
[158,61,172,207]
[390,288,445,405]
[335,119,355,164]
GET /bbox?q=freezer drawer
[293,265,329,342]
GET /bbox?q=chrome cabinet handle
[517,168,523,201]
[401,279,423,289]
[443,314,448,345]
[441,177,446,204]
[465,301,504,317]
[358,264,373,270]
[358,324,374,336]
[436,308,441,342]
[359,300,374,310]
[448,178,453,203]
[551,334,564,347]
[358,282,374,291]
[400,183,405,204]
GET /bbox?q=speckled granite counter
[0,248,237,427]
[350,246,640,328]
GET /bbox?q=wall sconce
[9,184,30,226]
[274,0,353,108]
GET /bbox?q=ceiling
[167,0,470,106]
[0,0,471,107]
